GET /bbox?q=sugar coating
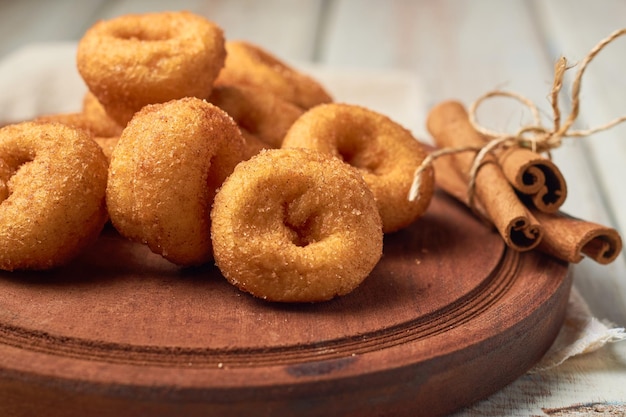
[106,97,245,266]
[282,103,435,233]
[215,41,333,110]
[211,148,383,303]
[208,83,304,151]
[0,122,109,270]
[77,11,226,125]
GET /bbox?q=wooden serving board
[0,190,570,417]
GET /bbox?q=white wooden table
[1,1,625,415]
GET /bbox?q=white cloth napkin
[1,42,623,371]
[531,286,626,372]
[0,43,88,121]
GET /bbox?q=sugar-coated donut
[77,11,226,125]
[215,41,332,110]
[282,103,434,233]
[0,122,109,271]
[211,148,383,303]
[208,83,304,149]
[107,97,245,266]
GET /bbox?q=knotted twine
[408,28,626,211]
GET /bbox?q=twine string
[408,28,626,206]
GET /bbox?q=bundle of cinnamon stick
[425,100,622,265]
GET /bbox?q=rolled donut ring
[0,122,109,271]
[77,11,226,125]
[107,97,245,266]
[215,41,332,110]
[282,103,434,233]
[211,148,383,303]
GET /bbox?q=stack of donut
[0,11,434,302]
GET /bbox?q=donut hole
[0,161,12,201]
[336,129,385,174]
[284,212,317,247]
[282,197,323,247]
[1,154,36,201]
[0,177,8,202]
[110,25,173,42]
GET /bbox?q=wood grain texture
[0,191,570,417]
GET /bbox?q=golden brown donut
[0,122,109,271]
[77,11,226,125]
[107,97,245,266]
[211,148,383,303]
[282,103,434,233]
[215,40,332,110]
[208,83,304,149]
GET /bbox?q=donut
[0,122,108,271]
[215,40,332,110]
[208,83,304,149]
[106,97,245,266]
[77,11,226,125]
[282,103,434,233]
[211,148,383,303]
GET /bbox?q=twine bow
[409,28,626,208]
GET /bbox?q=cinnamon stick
[427,100,542,252]
[533,210,622,264]
[432,150,622,264]
[498,147,567,213]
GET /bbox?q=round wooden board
[0,190,570,417]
